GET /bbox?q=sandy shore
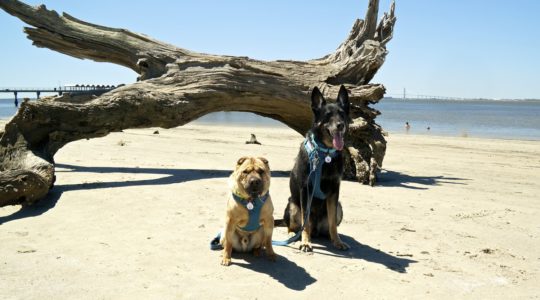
[1,124,539,299]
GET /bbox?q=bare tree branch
[0,0,396,206]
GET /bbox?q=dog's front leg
[262,217,276,261]
[221,217,235,266]
[327,192,350,250]
[299,187,313,252]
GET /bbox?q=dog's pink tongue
[332,132,344,150]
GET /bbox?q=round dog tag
[247,202,254,210]
[325,155,332,163]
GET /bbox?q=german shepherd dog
[283,85,350,252]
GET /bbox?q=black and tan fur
[284,85,350,252]
[220,156,276,266]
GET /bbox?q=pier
[1,84,119,106]
[386,88,481,101]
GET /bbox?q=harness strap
[305,133,338,199]
[209,192,269,251]
[210,134,340,250]
[272,134,339,247]
[232,193,269,232]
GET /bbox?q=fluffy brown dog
[220,156,276,266]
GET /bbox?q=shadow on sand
[376,169,469,190]
[2,164,415,287]
[311,234,416,273]
[0,163,288,225]
[231,234,414,290]
[235,253,317,291]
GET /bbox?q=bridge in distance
[0,84,120,103]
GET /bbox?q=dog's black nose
[249,177,262,188]
[337,122,344,131]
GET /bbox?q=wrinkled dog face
[232,157,271,198]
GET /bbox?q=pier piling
[1,85,117,103]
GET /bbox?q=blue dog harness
[209,192,269,250]
[232,192,269,231]
[210,134,340,250]
[304,133,339,199]
[271,134,341,247]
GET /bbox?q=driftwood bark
[0,0,396,207]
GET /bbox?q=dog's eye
[257,169,265,174]
[242,170,250,174]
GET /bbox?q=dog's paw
[267,253,277,262]
[253,248,261,257]
[221,258,232,266]
[333,240,350,251]
[299,242,313,252]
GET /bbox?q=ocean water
[2,98,539,140]
[379,98,540,140]
[198,98,540,140]
[0,98,18,120]
[376,98,540,140]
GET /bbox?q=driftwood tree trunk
[0,0,396,207]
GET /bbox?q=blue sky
[1,0,539,99]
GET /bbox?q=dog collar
[304,133,339,163]
[305,133,338,154]
[232,192,269,205]
[232,192,269,232]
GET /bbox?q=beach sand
[1,124,539,299]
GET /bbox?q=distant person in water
[405,121,410,133]
[427,126,431,131]
[14,98,18,108]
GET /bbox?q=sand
[1,124,539,299]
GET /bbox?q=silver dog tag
[247,202,254,210]
[325,155,332,163]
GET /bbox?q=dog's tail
[274,218,287,227]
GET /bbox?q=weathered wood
[0,0,396,206]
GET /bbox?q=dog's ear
[337,85,349,115]
[237,156,249,166]
[311,86,326,116]
[258,157,269,166]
